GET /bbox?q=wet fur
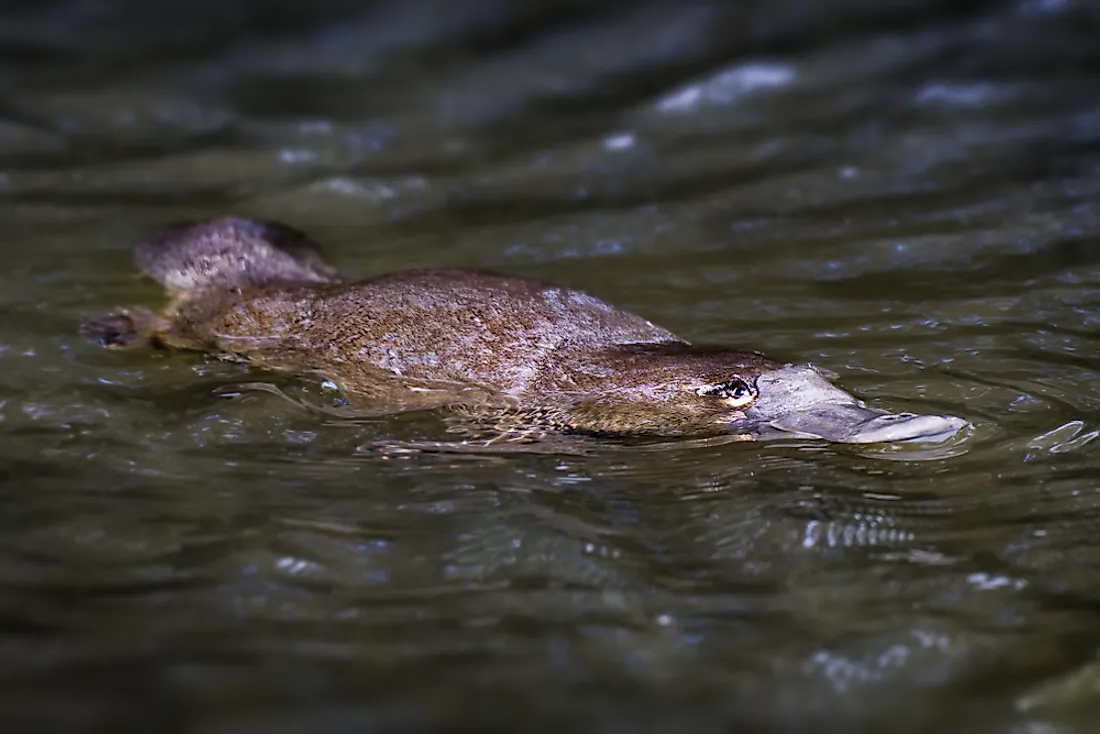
[83,217,784,438]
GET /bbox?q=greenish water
[3,0,1100,731]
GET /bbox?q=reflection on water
[3,0,1100,730]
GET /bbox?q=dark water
[3,0,1100,731]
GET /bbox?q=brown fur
[82,217,785,437]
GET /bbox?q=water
[3,0,1100,731]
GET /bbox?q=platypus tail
[134,216,341,295]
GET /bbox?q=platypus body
[82,217,966,444]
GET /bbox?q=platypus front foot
[80,307,165,349]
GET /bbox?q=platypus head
[554,343,967,443]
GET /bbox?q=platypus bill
[81,217,968,445]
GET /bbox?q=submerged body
[83,217,967,443]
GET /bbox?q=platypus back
[135,216,340,295]
[113,217,682,390]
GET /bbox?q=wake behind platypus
[81,217,967,444]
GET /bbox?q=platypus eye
[694,378,757,408]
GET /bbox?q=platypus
[81,217,967,444]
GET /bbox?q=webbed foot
[80,308,165,349]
